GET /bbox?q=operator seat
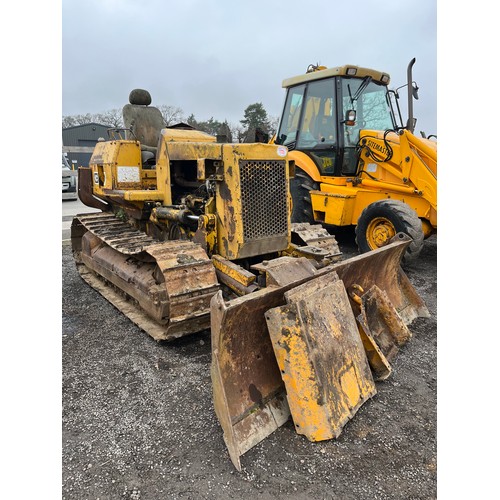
[316,115,335,143]
[122,89,165,157]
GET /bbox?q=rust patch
[222,237,230,258]
[176,253,199,265]
[219,181,232,202]
[228,205,236,241]
[248,384,263,403]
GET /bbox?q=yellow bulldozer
[273,58,437,263]
[71,86,430,470]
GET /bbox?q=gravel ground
[62,231,437,499]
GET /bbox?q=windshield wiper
[348,76,372,105]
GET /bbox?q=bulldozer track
[73,213,220,341]
[76,212,158,254]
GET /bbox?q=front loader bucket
[211,233,428,470]
[265,273,376,442]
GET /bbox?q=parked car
[62,154,78,200]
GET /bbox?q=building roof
[62,122,112,131]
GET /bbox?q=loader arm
[358,129,437,212]
[398,130,437,211]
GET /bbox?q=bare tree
[62,111,114,129]
[157,104,183,126]
[62,113,94,128]
[228,122,245,143]
[62,115,78,128]
[96,109,123,128]
[268,115,280,137]
[75,113,94,125]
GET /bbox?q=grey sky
[63,0,437,135]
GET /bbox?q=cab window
[297,79,336,149]
[276,84,305,147]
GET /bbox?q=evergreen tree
[240,103,270,132]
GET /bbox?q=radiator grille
[239,160,288,241]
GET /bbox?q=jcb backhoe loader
[71,88,430,470]
[273,58,437,262]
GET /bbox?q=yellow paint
[288,150,322,182]
[214,143,291,260]
[366,216,397,248]
[339,365,361,408]
[291,129,437,231]
[282,64,390,88]
[272,313,333,441]
[265,277,376,442]
[310,191,356,226]
[278,65,437,233]
[211,255,256,286]
[89,129,292,260]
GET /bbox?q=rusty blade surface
[210,259,334,470]
[332,233,430,324]
[358,284,412,364]
[77,167,110,211]
[265,273,376,442]
[211,290,291,472]
[356,320,392,381]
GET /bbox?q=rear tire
[355,199,424,264]
[290,170,319,223]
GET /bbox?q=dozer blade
[211,289,291,472]
[211,233,429,470]
[211,260,332,471]
[265,273,376,442]
[331,233,430,325]
[349,283,412,381]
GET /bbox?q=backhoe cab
[274,59,437,263]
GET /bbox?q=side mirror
[412,83,419,100]
[344,110,356,126]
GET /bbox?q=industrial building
[62,123,111,169]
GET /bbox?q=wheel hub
[367,217,396,248]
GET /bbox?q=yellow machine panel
[215,143,291,260]
[265,273,376,441]
[90,140,143,193]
